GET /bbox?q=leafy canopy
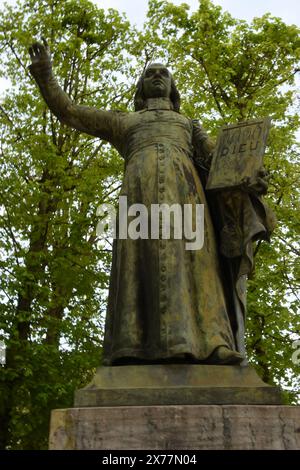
[0,0,299,449]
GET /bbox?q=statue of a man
[29,40,274,366]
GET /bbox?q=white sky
[97,0,300,26]
[0,0,299,26]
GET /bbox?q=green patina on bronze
[74,364,283,407]
[29,44,275,367]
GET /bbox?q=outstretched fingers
[29,42,41,58]
[42,37,50,53]
[28,45,34,59]
[28,41,49,59]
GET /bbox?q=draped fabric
[28,61,275,366]
[102,101,238,364]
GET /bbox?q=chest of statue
[123,110,193,159]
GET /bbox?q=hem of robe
[102,342,241,366]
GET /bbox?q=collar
[145,97,173,111]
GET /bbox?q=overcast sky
[0,0,299,25]
[97,0,300,25]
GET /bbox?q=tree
[0,0,135,449]
[143,0,300,399]
[0,0,299,450]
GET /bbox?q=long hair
[134,70,181,113]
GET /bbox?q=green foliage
[0,0,134,449]
[143,0,300,399]
[0,0,299,449]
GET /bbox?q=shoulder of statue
[191,118,207,133]
[191,118,214,172]
[191,118,209,140]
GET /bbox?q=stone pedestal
[74,364,282,406]
[49,405,300,449]
[49,365,293,450]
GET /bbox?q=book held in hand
[206,118,271,191]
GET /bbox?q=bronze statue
[29,40,275,367]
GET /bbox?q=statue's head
[134,63,180,112]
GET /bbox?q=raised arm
[28,39,123,144]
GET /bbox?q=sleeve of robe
[29,59,126,150]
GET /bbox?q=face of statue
[142,63,172,99]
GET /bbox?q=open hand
[29,38,51,66]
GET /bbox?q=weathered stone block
[49,405,300,450]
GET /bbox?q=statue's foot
[207,346,244,365]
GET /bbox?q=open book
[206,117,271,191]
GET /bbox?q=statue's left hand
[241,168,269,196]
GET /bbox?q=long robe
[30,64,275,366]
[101,98,237,364]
